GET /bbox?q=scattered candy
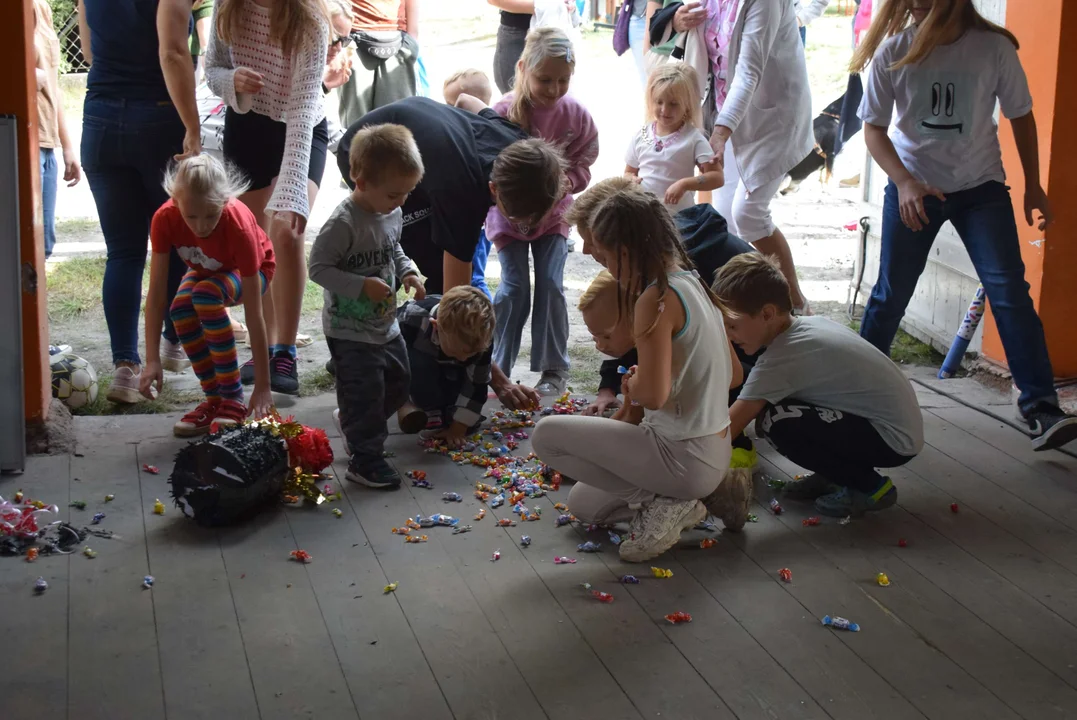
[490,494,505,508]
[443,492,463,503]
[696,520,718,532]
[332,508,343,518]
[384,582,399,594]
[591,590,614,603]
[822,614,860,632]
[496,518,517,527]
[14,490,24,503]
[153,499,165,515]
[142,575,155,589]
[405,535,428,543]
[769,498,783,515]
[553,502,568,512]
[838,516,851,526]
[26,547,39,562]
[617,365,629,374]
[406,470,427,481]
[651,567,673,579]
[82,546,97,558]
[778,567,792,583]
[391,527,411,535]
[34,577,48,594]
[405,518,422,530]
[608,531,622,545]
[767,477,786,490]
[520,535,531,547]
[699,538,718,549]
[950,503,959,513]
[474,508,487,521]
[289,550,312,563]
[746,513,759,523]
[665,611,692,624]
[555,514,574,527]
[802,516,821,527]
[91,513,105,525]
[580,582,593,591]
[876,572,890,587]
[105,494,115,502]
[491,549,501,562]
[621,574,640,584]
[429,513,459,527]
[453,525,473,534]
[412,478,433,489]
[898,538,908,548]
[577,541,601,553]
[142,464,160,475]
[69,501,86,510]
[554,556,576,564]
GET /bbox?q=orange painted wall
[987,0,1077,378]
[2,0,50,422]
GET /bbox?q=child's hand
[140,360,163,400]
[620,365,637,397]
[402,274,426,300]
[233,67,265,95]
[582,388,621,416]
[897,178,946,231]
[1024,184,1053,231]
[363,277,393,302]
[495,382,541,411]
[434,422,469,449]
[664,180,689,206]
[248,385,274,420]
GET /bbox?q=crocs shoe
[814,478,897,518]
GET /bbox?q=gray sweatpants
[328,335,410,464]
[531,416,731,525]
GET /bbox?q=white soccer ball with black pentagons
[51,353,98,410]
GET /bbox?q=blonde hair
[163,154,250,209]
[645,64,703,130]
[851,0,1017,73]
[443,68,493,106]
[490,139,567,228]
[216,0,330,59]
[348,124,425,185]
[578,270,619,314]
[712,253,793,316]
[509,27,576,131]
[436,286,495,353]
[326,0,352,21]
[564,176,636,231]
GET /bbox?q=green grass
[567,343,604,394]
[70,374,203,416]
[47,256,151,320]
[299,368,336,397]
[848,320,945,368]
[55,217,101,237]
[486,277,500,295]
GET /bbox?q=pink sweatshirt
[484,93,599,250]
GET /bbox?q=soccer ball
[51,353,98,410]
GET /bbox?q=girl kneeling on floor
[531,187,743,563]
[142,155,275,437]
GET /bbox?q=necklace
[650,122,682,152]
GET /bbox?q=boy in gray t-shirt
[308,124,426,489]
[713,254,924,519]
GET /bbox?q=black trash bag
[169,425,290,526]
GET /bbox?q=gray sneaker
[161,337,191,372]
[535,370,568,397]
[702,468,753,532]
[619,497,707,563]
[106,365,142,404]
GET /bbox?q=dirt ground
[46,10,898,415]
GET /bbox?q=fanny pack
[353,30,402,61]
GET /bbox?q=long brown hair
[588,188,725,337]
[216,0,330,60]
[850,0,1017,73]
[508,26,576,132]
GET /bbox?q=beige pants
[531,415,730,525]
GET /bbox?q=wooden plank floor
[2,390,1077,720]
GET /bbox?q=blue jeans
[492,235,570,376]
[471,229,492,299]
[799,25,806,44]
[629,14,648,86]
[39,148,57,258]
[81,95,186,364]
[861,180,1057,414]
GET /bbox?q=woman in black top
[488,1,535,94]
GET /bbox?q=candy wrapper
[142,575,155,589]
[577,541,601,553]
[405,535,428,543]
[91,513,105,525]
[608,531,622,545]
[665,611,692,624]
[699,538,717,549]
[621,575,640,584]
[555,514,574,527]
[778,568,792,583]
[452,525,473,534]
[290,550,312,563]
[430,513,459,527]
[26,547,39,563]
[332,508,343,518]
[822,615,860,632]
[34,577,48,594]
[142,464,160,475]
[1,495,59,538]
[591,591,614,603]
[950,503,959,513]
[496,518,516,527]
[105,494,115,502]
[554,556,576,564]
[520,535,531,547]
[474,508,487,521]
[876,572,890,587]
[82,547,97,558]
[391,526,411,535]
[384,582,399,594]
[769,498,783,515]
[651,567,673,578]
[802,516,820,527]
[491,549,501,562]
[553,502,568,512]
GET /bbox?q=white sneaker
[333,408,352,457]
[106,365,142,404]
[161,338,192,372]
[619,497,707,563]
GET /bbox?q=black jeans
[407,344,468,426]
[329,335,410,464]
[757,400,913,493]
[493,25,528,94]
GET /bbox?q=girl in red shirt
[142,155,276,436]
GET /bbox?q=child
[532,187,743,562]
[398,286,497,449]
[714,253,925,517]
[308,124,426,489]
[487,26,599,397]
[852,0,1077,451]
[443,68,493,107]
[141,155,275,437]
[626,64,723,213]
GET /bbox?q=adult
[698,0,814,312]
[793,0,831,44]
[336,95,565,409]
[190,0,214,82]
[205,0,330,395]
[626,0,651,84]
[33,0,81,260]
[337,0,420,129]
[76,0,196,403]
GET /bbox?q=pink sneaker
[106,365,142,404]
[161,338,192,372]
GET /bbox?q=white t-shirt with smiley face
[858,27,1032,194]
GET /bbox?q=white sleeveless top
[641,271,732,441]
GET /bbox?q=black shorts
[223,108,329,191]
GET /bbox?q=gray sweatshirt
[308,198,419,345]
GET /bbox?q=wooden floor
[4,386,1077,720]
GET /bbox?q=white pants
[714,142,784,243]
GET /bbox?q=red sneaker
[214,398,247,428]
[174,399,220,437]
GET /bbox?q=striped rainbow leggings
[170,269,265,401]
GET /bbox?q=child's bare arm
[729,398,766,439]
[625,286,677,410]
[729,340,743,389]
[139,252,171,399]
[241,275,273,417]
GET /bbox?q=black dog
[781,94,843,195]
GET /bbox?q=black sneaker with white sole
[270,351,299,395]
[345,456,401,489]
[1026,402,1077,451]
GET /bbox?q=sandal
[296,333,314,348]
